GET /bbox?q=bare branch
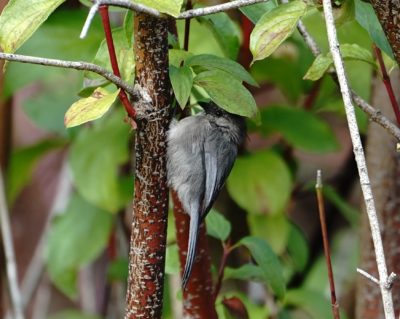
[357,268,380,285]
[177,0,270,19]
[0,170,24,319]
[322,0,395,318]
[0,52,136,97]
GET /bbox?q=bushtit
[167,101,246,288]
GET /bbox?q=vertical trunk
[355,71,400,319]
[172,192,218,319]
[125,13,172,319]
[370,0,400,65]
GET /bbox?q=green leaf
[283,289,333,318]
[247,214,290,254]
[258,106,339,152]
[250,1,307,63]
[186,54,258,86]
[169,49,193,67]
[46,194,113,298]
[65,88,120,128]
[227,150,292,215]
[7,139,65,203]
[0,0,65,53]
[169,65,193,108]
[238,236,285,298]
[48,310,101,319]
[205,209,231,242]
[224,264,265,282]
[354,0,394,59]
[165,244,180,275]
[194,70,258,118]
[198,12,241,60]
[286,224,309,272]
[304,43,376,81]
[69,110,130,212]
[135,0,183,17]
[240,1,278,24]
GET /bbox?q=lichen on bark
[125,13,172,319]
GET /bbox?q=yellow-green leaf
[134,0,183,17]
[250,1,307,63]
[0,0,65,53]
[304,43,377,81]
[65,88,120,128]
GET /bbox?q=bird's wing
[201,132,238,219]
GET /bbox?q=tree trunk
[125,13,172,319]
[370,0,400,65]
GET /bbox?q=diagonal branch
[0,52,136,97]
[322,0,395,318]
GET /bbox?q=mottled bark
[125,13,172,319]
[356,71,400,319]
[370,0,400,65]
[172,192,218,319]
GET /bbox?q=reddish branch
[99,5,136,119]
[373,45,400,126]
[172,192,218,319]
[370,0,400,65]
[125,13,172,319]
[315,171,340,319]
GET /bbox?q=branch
[177,0,269,19]
[80,0,270,37]
[0,170,24,319]
[0,52,136,97]
[322,0,395,318]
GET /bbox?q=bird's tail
[181,211,200,289]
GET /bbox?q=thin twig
[315,170,340,319]
[322,0,395,318]
[374,45,400,126]
[279,0,400,141]
[357,268,380,285]
[0,170,24,319]
[213,241,232,302]
[99,5,136,119]
[177,0,269,19]
[0,52,136,97]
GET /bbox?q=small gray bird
[167,101,246,288]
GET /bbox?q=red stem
[303,78,322,110]
[374,45,400,126]
[99,5,136,119]
[213,241,231,301]
[316,176,340,319]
